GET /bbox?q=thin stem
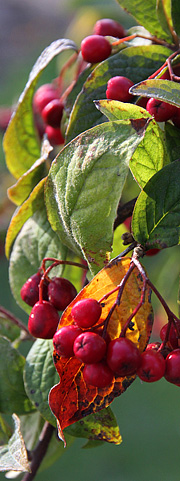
[0,306,30,336]
[147,279,180,325]
[22,422,55,481]
[41,257,87,273]
[120,275,147,337]
[112,33,175,50]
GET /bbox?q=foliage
[1,0,180,479]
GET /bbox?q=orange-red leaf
[49,257,153,443]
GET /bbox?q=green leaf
[9,208,67,314]
[165,122,180,162]
[7,139,53,206]
[65,407,122,445]
[0,337,34,414]
[131,160,180,248]
[156,0,173,37]
[5,178,45,258]
[116,0,172,40]
[130,79,180,107]
[0,315,20,342]
[66,45,171,143]
[0,415,12,445]
[0,414,30,473]
[3,39,78,179]
[24,339,59,427]
[96,100,170,188]
[171,0,180,36]
[45,119,148,274]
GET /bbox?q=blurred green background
[0,0,180,480]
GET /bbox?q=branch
[114,197,137,230]
[22,422,55,481]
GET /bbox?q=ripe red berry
[41,99,64,128]
[106,76,134,102]
[146,97,177,122]
[93,18,126,38]
[81,35,111,63]
[164,349,180,385]
[45,125,64,145]
[73,331,106,364]
[71,298,102,328]
[145,248,160,256]
[137,350,166,382]
[28,300,59,339]
[160,323,179,350]
[53,325,82,358]
[83,361,114,388]
[20,272,48,307]
[48,277,77,311]
[146,342,161,351]
[107,337,141,376]
[33,84,59,115]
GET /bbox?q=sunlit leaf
[116,0,172,40]
[132,160,180,248]
[5,178,46,258]
[0,337,34,415]
[46,119,148,274]
[66,407,122,445]
[0,415,30,473]
[96,100,170,188]
[66,45,171,143]
[49,257,153,443]
[9,209,67,314]
[3,39,78,180]
[130,79,180,107]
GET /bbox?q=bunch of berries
[21,271,77,339]
[33,83,64,146]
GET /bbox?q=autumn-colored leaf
[49,257,153,444]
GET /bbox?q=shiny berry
[33,84,59,115]
[83,361,114,388]
[53,325,82,358]
[48,277,77,311]
[28,300,59,339]
[20,272,48,307]
[106,76,134,102]
[107,337,141,376]
[165,349,180,385]
[81,35,111,63]
[41,99,64,128]
[71,298,102,328]
[93,18,125,38]
[45,125,64,145]
[73,332,106,364]
[137,350,166,382]
[146,98,177,122]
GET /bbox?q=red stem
[22,422,55,481]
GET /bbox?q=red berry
[45,125,64,145]
[28,300,59,339]
[20,272,48,307]
[107,337,141,376]
[137,350,166,382]
[93,18,126,38]
[53,325,82,358]
[165,349,180,385]
[146,342,161,351]
[33,84,59,115]
[48,277,77,311]
[73,331,106,364]
[81,35,111,63]
[146,98,177,122]
[83,361,114,388]
[145,248,160,256]
[41,99,64,128]
[106,76,134,102]
[160,323,179,350]
[71,298,102,328]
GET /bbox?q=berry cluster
[33,83,64,146]
[21,271,77,339]
[80,18,126,64]
[53,295,180,389]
